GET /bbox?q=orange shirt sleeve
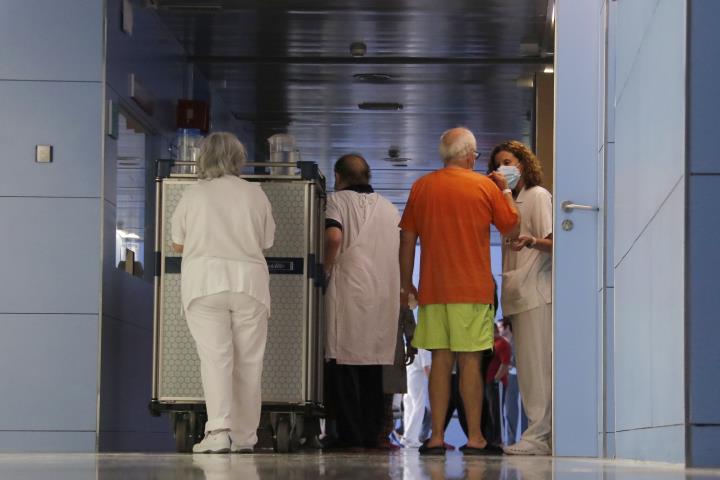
[399,184,419,233]
[490,184,518,236]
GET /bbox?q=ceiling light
[520,42,540,56]
[159,4,223,11]
[516,76,534,89]
[349,42,367,57]
[383,145,412,163]
[353,73,393,82]
[358,102,403,111]
[544,66,554,73]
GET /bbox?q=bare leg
[426,349,455,447]
[458,351,487,448]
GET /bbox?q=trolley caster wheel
[273,418,292,453]
[189,411,207,446]
[172,413,193,453]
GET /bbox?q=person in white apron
[323,153,401,448]
[487,140,553,456]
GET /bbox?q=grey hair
[439,127,477,162]
[196,132,247,179]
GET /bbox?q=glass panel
[116,112,147,277]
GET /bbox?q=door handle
[561,200,599,212]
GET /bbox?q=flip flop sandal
[459,444,497,456]
[418,442,446,455]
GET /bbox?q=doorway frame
[552,0,610,457]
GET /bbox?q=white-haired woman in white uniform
[171,132,275,453]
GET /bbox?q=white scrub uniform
[500,185,552,450]
[402,348,431,447]
[171,175,275,447]
[325,190,400,365]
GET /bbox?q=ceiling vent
[358,102,403,111]
[157,3,223,11]
[353,73,393,82]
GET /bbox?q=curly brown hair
[487,140,543,188]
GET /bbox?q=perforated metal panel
[155,177,322,404]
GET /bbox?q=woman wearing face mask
[487,140,553,456]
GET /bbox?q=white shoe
[193,431,231,453]
[230,444,254,454]
[400,438,423,449]
[503,440,551,456]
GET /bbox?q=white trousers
[185,291,268,447]
[403,360,428,446]
[512,302,552,448]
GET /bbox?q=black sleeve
[325,219,343,231]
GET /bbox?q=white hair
[439,127,477,162]
[196,132,247,179]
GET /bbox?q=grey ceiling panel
[153,0,553,208]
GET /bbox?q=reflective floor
[0,451,719,480]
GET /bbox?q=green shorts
[412,304,495,352]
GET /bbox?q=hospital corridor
[0,0,719,479]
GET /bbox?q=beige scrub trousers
[500,184,553,450]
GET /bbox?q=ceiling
[153,0,554,208]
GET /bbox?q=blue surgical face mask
[498,165,521,189]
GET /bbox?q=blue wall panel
[0,314,98,432]
[612,0,686,463]
[688,0,720,174]
[0,198,100,314]
[687,178,720,425]
[0,0,102,82]
[0,432,96,454]
[0,81,102,198]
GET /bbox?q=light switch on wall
[36,145,53,163]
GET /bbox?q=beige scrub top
[171,175,275,313]
[325,190,401,365]
[501,185,553,316]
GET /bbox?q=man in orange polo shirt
[399,127,519,455]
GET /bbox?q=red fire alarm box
[176,100,210,133]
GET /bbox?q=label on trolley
[164,257,304,275]
[265,257,304,274]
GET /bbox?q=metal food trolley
[149,160,326,453]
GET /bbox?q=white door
[553,0,607,457]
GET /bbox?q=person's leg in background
[506,303,552,453]
[482,381,502,447]
[185,292,235,452]
[479,352,492,443]
[499,382,508,445]
[503,371,520,444]
[355,364,385,447]
[228,292,268,450]
[443,368,460,432]
[332,363,364,447]
[402,355,430,448]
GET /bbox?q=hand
[511,235,535,251]
[324,262,334,282]
[488,171,509,191]
[405,346,418,366]
[400,284,418,308]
